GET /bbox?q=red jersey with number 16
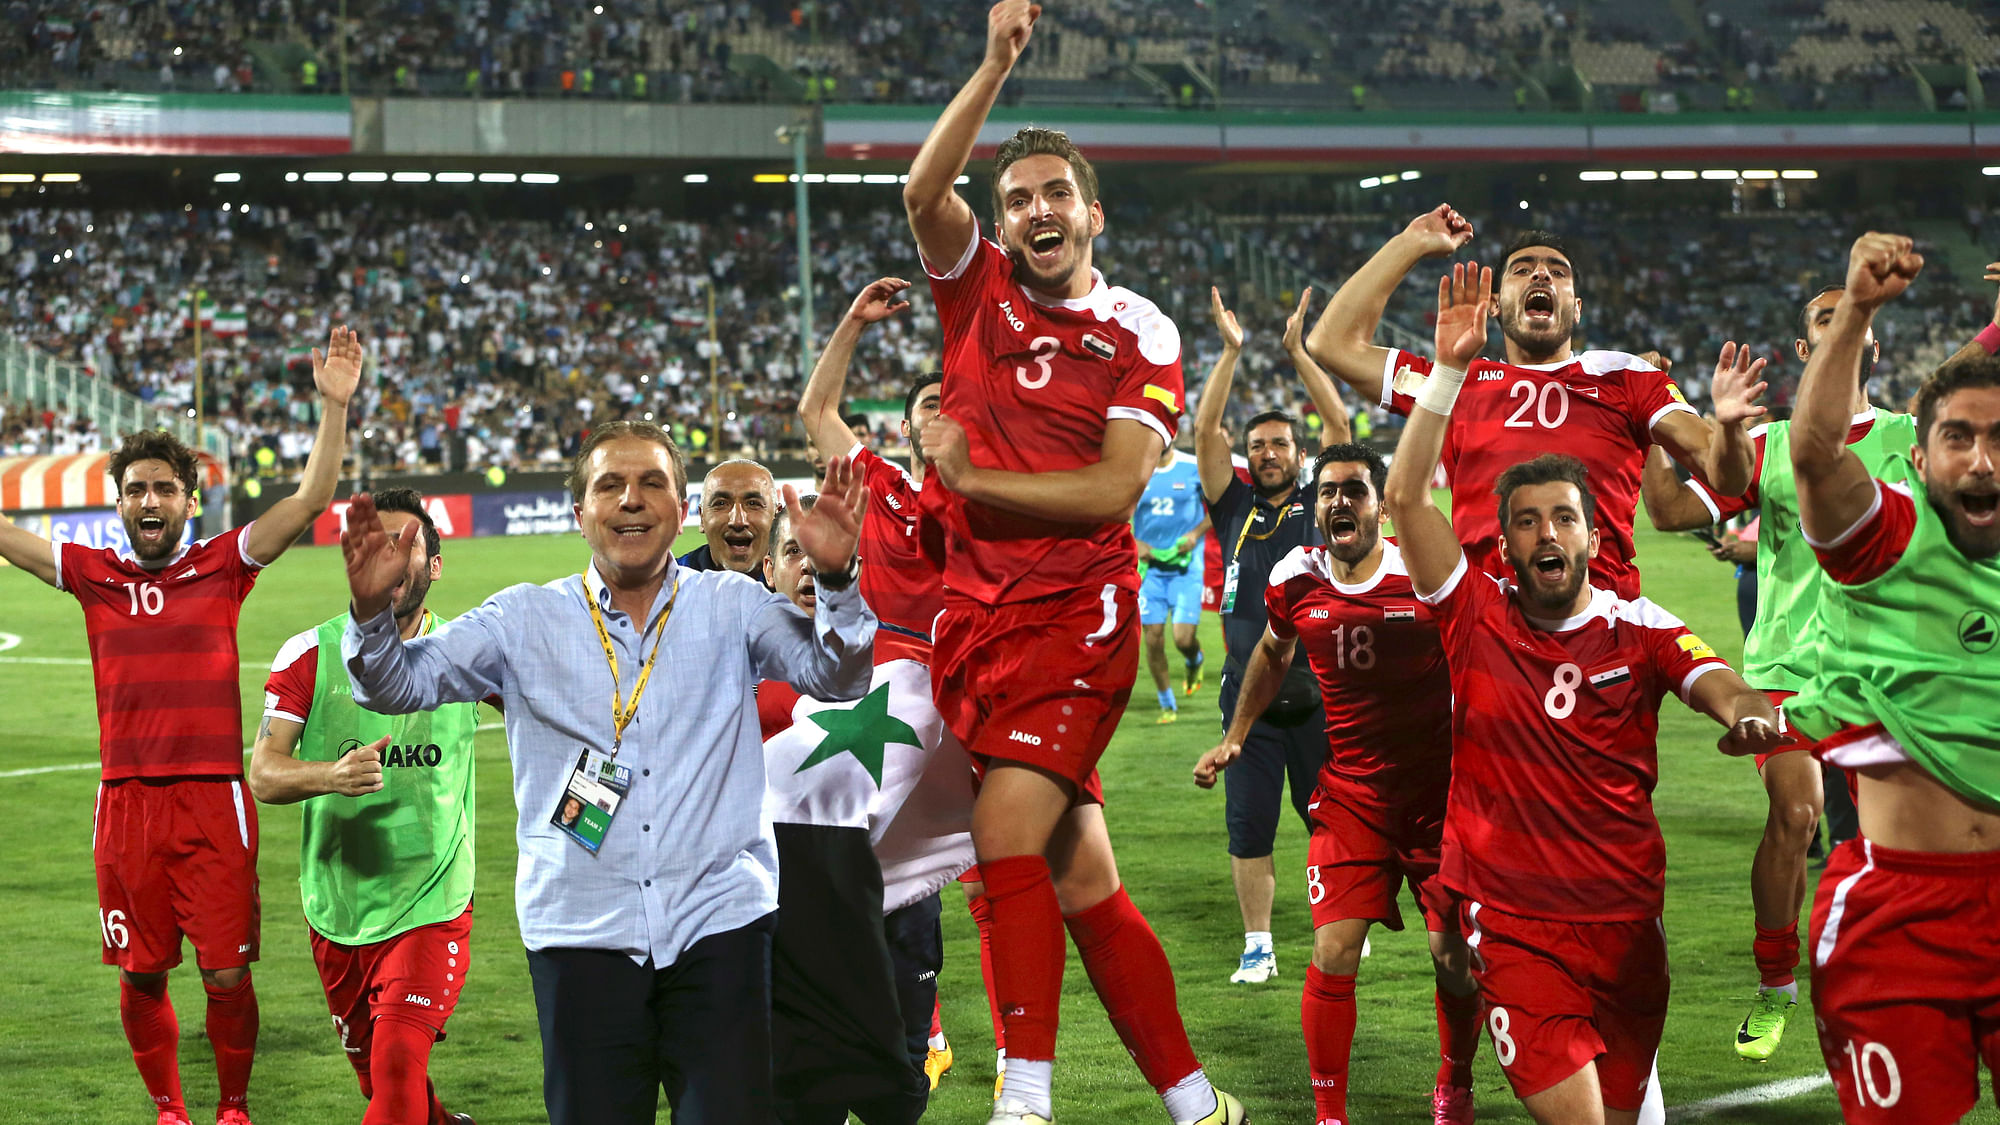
[1264,541,1453,819]
[56,524,264,780]
[1381,348,1698,599]
[921,224,1184,605]
[851,444,943,662]
[1421,558,1728,921]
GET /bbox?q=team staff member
[339,420,876,1125]
[679,458,779,579]
[249,489,479,1125]
[1193,287,1348,984]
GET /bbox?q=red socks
[120,975,186,1118]
[1754,922,1800,988]
[1063,887,1201,1093]
[965,887,1007,1051]
[1434,985,1481,1089]
[979,854,1065,1062]
[360,1016,445,1125]
[203,975,259,1110]
[1303,965,1356,1123]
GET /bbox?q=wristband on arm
[1414,365,1470,416]
[1976,322,2000,355]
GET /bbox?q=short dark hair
[768,493,817,558]
[1495,453,1596,530]
[567,420,687,503]
[842,411,871,431]
[991,127,1100,220]
[904,371,944,419]
[109,429,200,497]
[1799,285,1845,339]
[1502,229,1578,282]
[1243,409,1302,451]
[1915,351,2000,445]
[370,487,441,559]
[1311,443,1388,498]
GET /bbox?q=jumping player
[1194,442,1479,1125]
[1781,232,2000,1124]
[0,326,363,1125]
[1385,263,1782,1124]
[248,488,480,1125]
[1305,204,1767,599]
[904,3,1243,1121]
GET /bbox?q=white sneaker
[1229,944,1276,983]
[987,1097,1054,1124]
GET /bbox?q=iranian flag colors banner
[181,297,247,336]
[0,92,350,155]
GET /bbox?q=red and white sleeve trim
[1801,478,1886,551]
[1416,553,1470,606]
[1107,405,1175,447]
[922,222,983,282]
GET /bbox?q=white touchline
[1665,1074,1832,1122]
[4,725,505,781]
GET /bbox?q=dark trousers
[1220,672,1326,858]
[525,914,777,1125]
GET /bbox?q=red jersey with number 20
[850,444,943,662]
[1421,557,1728,921]
[1382,348,1697,599]
[1264,541,1453,818]
[57,524,264,780]
[921,225,1184,605]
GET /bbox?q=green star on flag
[793,683,920,788]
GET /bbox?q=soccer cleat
[446,1116,478,1125]
[155,1114,195,1125]
[1432,1082,1474,1124]
[1184,1089,1248,1124]
[987,1097,1054,1124]
[925,1038,954,1090]
[1156,707,1179,725]
[216,1110,255,1125]
[1734,987,1797,1061]
[1229,944,1276,984]
[1184,654,1205,696]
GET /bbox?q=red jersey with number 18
[1420,557,1727,921]
[57,524,264,780]
[1381,348,1697,600]
[1264,541,1453,819]
[921,224,1184,605]
[850,444,943,662]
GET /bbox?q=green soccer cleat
[1734,986,1797,1061]
[1185,1089,1248,1125]
[1183,658,1205,697]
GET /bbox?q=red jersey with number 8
[1380,348,1696,599]
[921,225,1184,604]
[57,525,263,779]
[1420,557,1728,921]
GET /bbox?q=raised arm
[925,415,1163,524]
[1652,341,1766,499]
[1285,287,1351,448]
[1794,234,1923,545]
[1641,443,1724,532]
[799,278,912,458]
[1304,204,1473,402]
[754,456,876,700]
[903,1,1038,269]
[1193,626,1293,787]
[246,325,361,565]
[1383,262,1489,597]
[1194,287,1243,503]
[1938,261,2000,372]
[0,511,57,586]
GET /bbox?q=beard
[1324,519,1381,566]
[1253,461,1298,498]
[1499,297,1576,362]
[1007,228,1085,293]
[909,428,928,467]
[1511,545,1590,612]
[1928,477,2000,561]
[392,568,434,620]
[123,512,184,561]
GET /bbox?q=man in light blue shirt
[1133,438,1211,722]
[340,419,876,1125]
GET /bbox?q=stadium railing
[0,335,227,466]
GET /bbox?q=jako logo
[1477,371,1504,382]
[999,300,1025,332]
[339,738,446,767]
[1007,730,1043,746]
[1309,610,1329,619]
[403,994,434,1007]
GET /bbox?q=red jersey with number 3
[1381,348,1697,598]
[921,224,1184,604]
[850,444,943,661]
[57,524,264,780]
[1420,557,1728,921]
[1264,541,1453,817]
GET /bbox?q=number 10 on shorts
[1837,1038,1902,1109]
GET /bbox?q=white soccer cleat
[987,1097,1054,1124]
[1229,943,1276,983]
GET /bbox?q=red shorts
[1757,689,1820,771]
[312,906,475,1050]
[1306,791,1453,933]
[1460,900,1668,1110]
[1809,839,2000,1124]
[932,583,1138,804]
[1201,576,1223,613]
[94,778,260,973]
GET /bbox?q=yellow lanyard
[584,576,680,754]
[1230,487,1297,562]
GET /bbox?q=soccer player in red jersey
[1383,264,1782,1124]
[1305,205,1767,599]
[903,5,1242,1122]
[0,327,363,1125]
[1194,442,1478,1125]
[1783,232,2000,1125]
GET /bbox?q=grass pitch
[0,519,1985,1123]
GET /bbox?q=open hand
[1434,260,1492,371]
[1710,341,1770,428]
[341,493,419,620]
[1282,287,1314,355]
[787,453,868,574]
[846,277,912,325]
[313,324,364,407]
[1210,286,1244,351]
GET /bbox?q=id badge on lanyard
[561,575,678,853]
[1222,497,1289,613]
